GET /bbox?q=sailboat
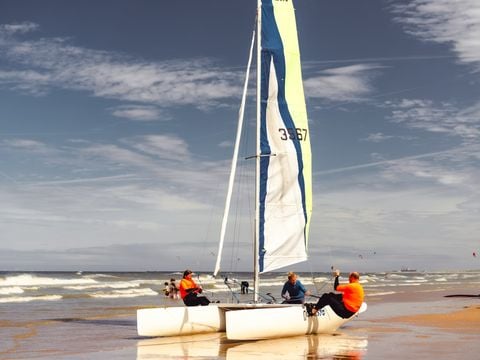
[137,0,366,340]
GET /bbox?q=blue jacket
[281,280,307,302]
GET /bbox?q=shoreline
[1,279,479,359]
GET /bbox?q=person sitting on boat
[179,269,211,306]
[281,272,311,304]
[311,269,364,318]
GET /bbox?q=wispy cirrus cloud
[0,22,38,35]
[391,0,480,70]
[109,105,169,122]
[121,134,191,162]
[380,157,469,186]
[0,22,243,110]
[0,22,389,112]
[1,133,229,195]
[303,64,382,102]
[361,132,416,143]
[362,133,394,143]
[1,138,55,154]
[385,99,480,141]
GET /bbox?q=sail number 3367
[278,128,308,141]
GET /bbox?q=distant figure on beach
[179,269,211,306]
[281,272,311,304]
[311,269,364,318]
[241,281,249,294]
[163,282,170,297]
[168,278,180,299]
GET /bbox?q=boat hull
[225,305,359,340]
[137,303,366,339]
[137,303,287,337]
[137,305,225,337]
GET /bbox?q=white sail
[257,0,312,273]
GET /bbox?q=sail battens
[259,0,311,273]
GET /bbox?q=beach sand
[1,286,479,359]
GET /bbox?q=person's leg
[183,293,200,306]
[324,296,355,318]
[198,296,210,306]
[314,292,336,310]
[310,293,339,315]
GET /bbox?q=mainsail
[258,0,312,273]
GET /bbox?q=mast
[254,0,261,303]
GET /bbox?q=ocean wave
[89,288,158,299]
[0,274,98,287]
[64,281,141,291]
[84,273,120,279]
[0,286,24,295]
[368,291,397,296]
[0,295,62,303]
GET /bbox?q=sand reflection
[136,332,367,359]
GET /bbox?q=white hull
[225,304,366,340]
[137,305,225,337]
[137,303,366,340]
[137,303,287,337]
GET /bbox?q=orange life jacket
[336,281,364,312]
[179,278,197,299]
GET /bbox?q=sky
[1,0,479,273]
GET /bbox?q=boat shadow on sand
[136,332,368,359]
[51,317,136,327]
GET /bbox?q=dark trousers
[314,292,355,318]
[183,292,210,306]
[282,299,304,304]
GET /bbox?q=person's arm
[298,281,310,296]
[333,276,340,290]
[333,269,340,290]
[281,282,288,298]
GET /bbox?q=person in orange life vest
[311,269,364,318]
[179,269,210,306]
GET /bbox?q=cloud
[1,138,54,154]
[121,134,191,162]
[0,22,243,110]
[303,64,381,102]
[385,99,480,141]
[391,0,480,70]
[218,140,233,148]
[0,70,52,95]
[2,133,231,196]
[362,133,394,143]
[380,158,468,186]
[0,22,38,35]
[110,105,168,121]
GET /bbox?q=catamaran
[137,0,366,340]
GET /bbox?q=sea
[1,270,479,359]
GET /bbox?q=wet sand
[1,287,479,359]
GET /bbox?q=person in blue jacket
[281,272,311,304]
